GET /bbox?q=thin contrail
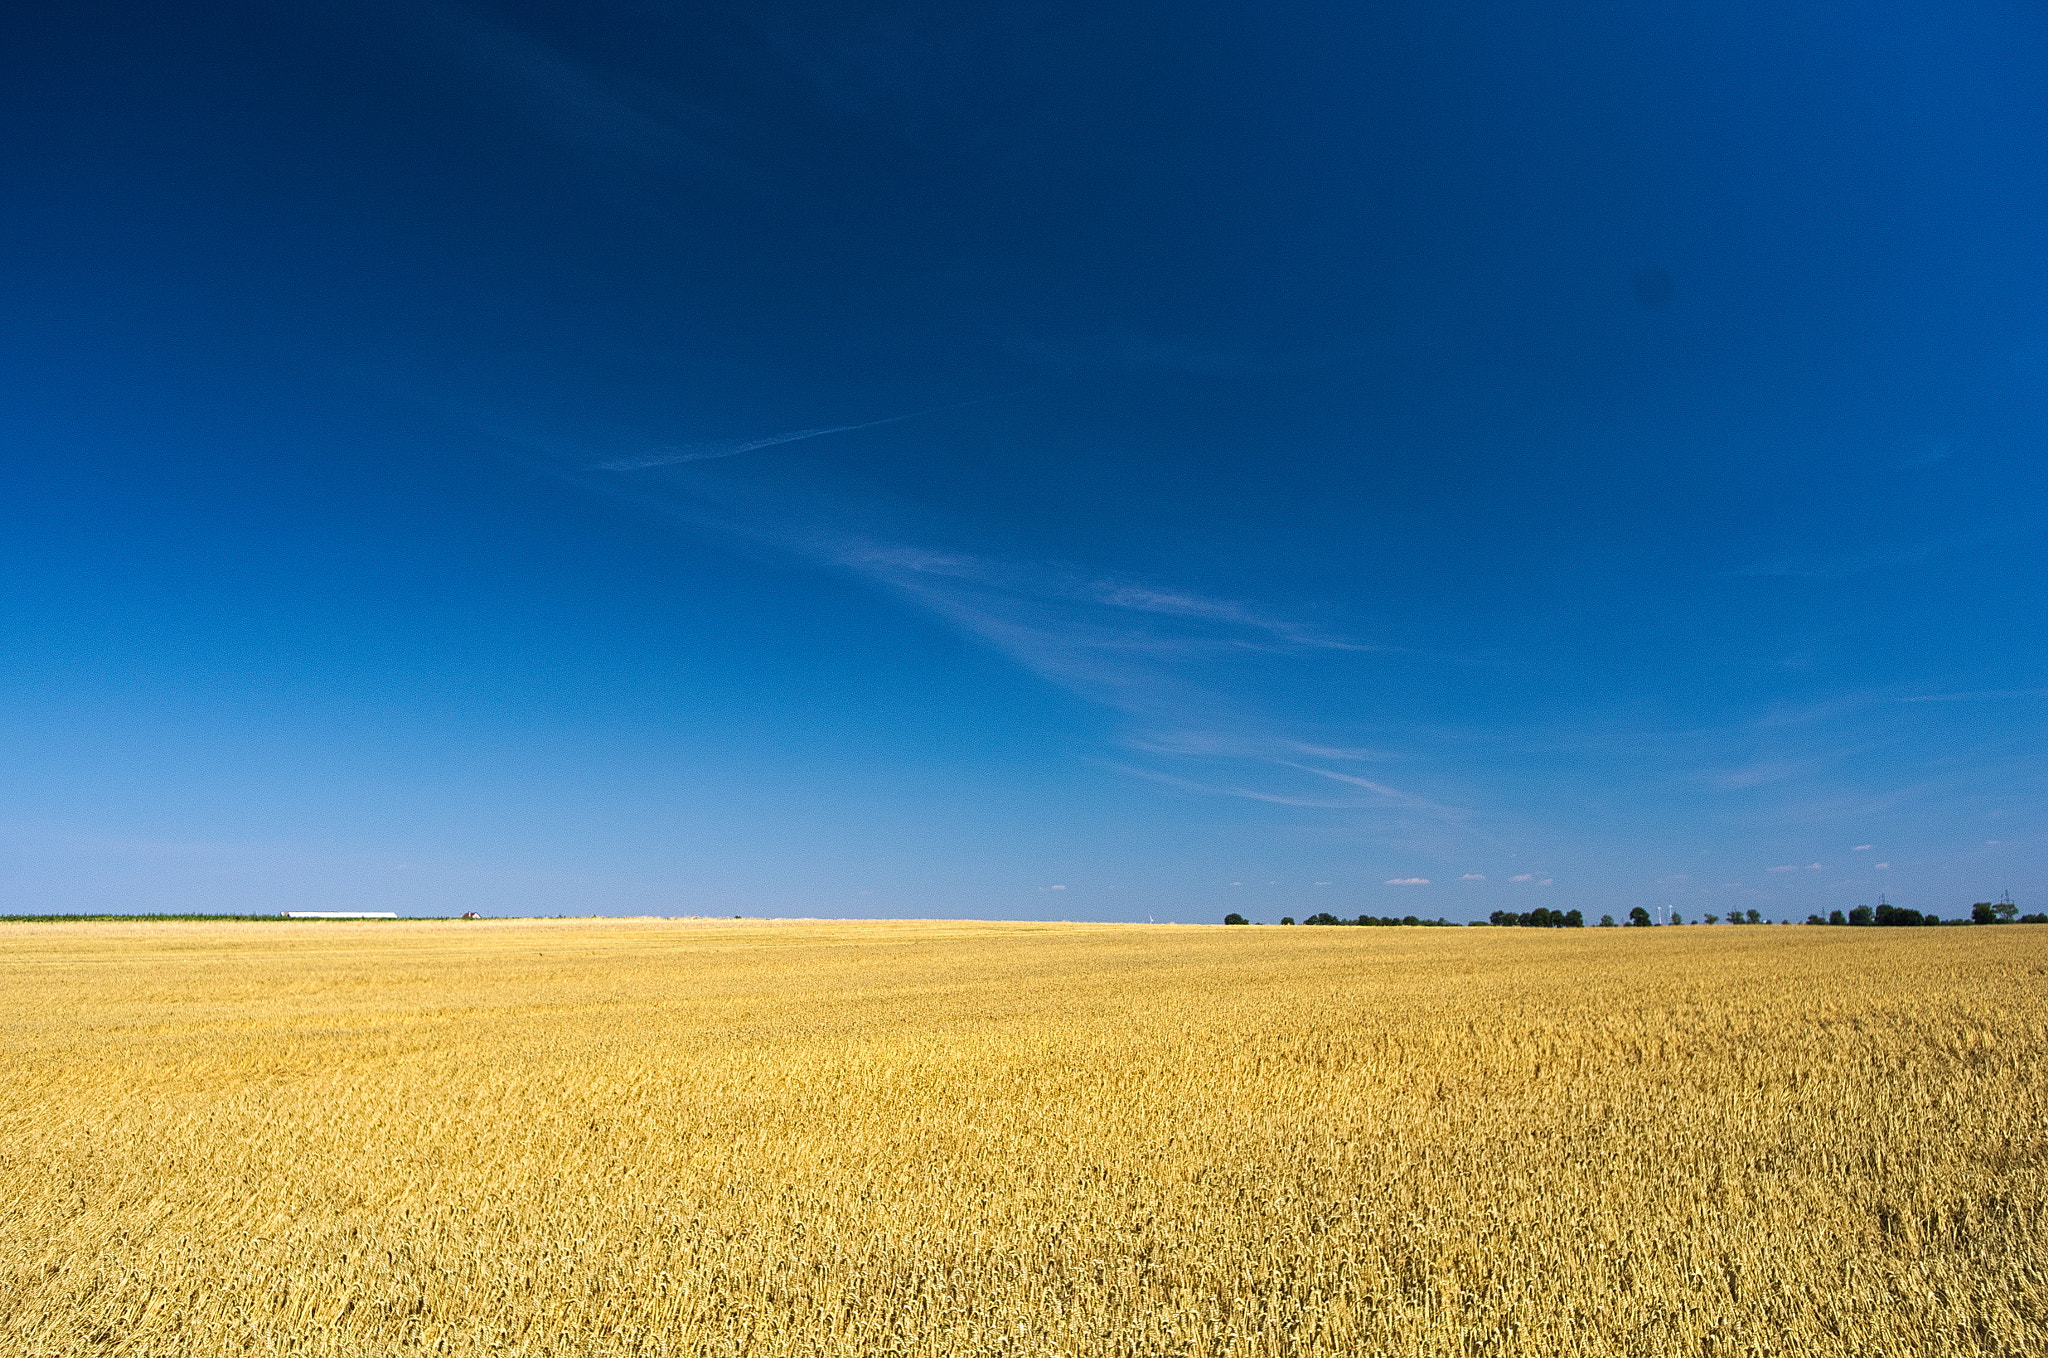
[594,397,993,471]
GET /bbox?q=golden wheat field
[0,919,2042,1357]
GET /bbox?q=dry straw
[1,919,2041,1355]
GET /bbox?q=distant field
[1,920,2041,1356]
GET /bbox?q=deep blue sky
[5,1,2046,921]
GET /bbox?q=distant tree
[1224,913,1248,926]
[1995,897,2019,924]
[1671,912,1685,926]
[2020,913,2048,924]
[1627,906,1653,927]
[1280,916,1295,925]
[1703,913,1718,925]
[1829,910,1846,926]
[1488,907,1586,929]
[1806,914,1825,925]
[1972,902,1996,925]
[1848,905,1873,926]
[1744,909,1762,925]
[1599,914,1616,927]
[1873,903,1929,927]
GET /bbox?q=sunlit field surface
[2,920,2042,1356]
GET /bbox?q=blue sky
[4,1,2045,921]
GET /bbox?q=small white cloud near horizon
[1313,881,1332,886]
[1510,873,1534,882]
[1387,877,1429,886]
[1767,865,1799,873]
[1876,862,1890,870]
[1230,881,1242,887]
[1808,863,1825,870]
[1854,845,1873,851]
[1461,873,1485,881]
[1539,878,1553,886]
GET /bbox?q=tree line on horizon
[1488,909,1584,928]
[1798,900,2048,927]
[1223,898,2043,928]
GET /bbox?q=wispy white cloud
[1120,732,1406,766]
[1386,877,1429,886]
[1710,760,1806,789]
[1098,764,1364,809]
[1080,583,1387,652]
[596,398,997,471]
[1853,844,1873,851]
[492,398,1469,845]
[595,413,927,471]
[1510,873,1534,882]
[1119,730,1282,759]
[1767,865,1799,872]
[1278,763,1467,821]
[815,550,1465,825]
[1751,692,1892,728]
[1286,742,1402,761]
[831,544,1372,658]
[1461,873,1485,881]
